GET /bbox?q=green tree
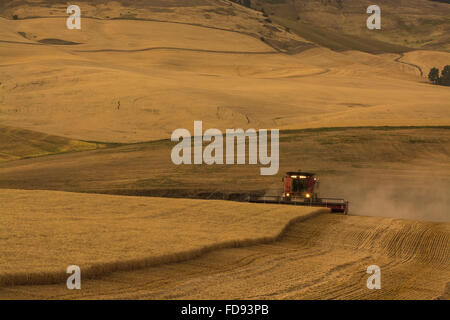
[440,65,450,86]
[428,67,440,85]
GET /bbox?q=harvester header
[248,171,349,214]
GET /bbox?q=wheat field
[0,189,324,287]
[2,211,449,300]
[1,14,449,143]
[0,0,449,300]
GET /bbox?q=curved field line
[0,208,327,287]
[276,67,331,79]
[74,47,277,54]
[3,15,289,53]
[394,53,424,77]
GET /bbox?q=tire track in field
[394,53,424,77]
[74,46,277,54]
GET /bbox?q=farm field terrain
[0,189,323,287]
[1,127,449,222]
[0,0,449,300]
[257,0,450,52]
[1,207,448,300]
[0,4,450,143]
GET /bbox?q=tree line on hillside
[428,65,450,86]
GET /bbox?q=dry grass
[0,0,307,52]
[0,189,324,287]
[401,50,450,77]
[1,127,448,221]
[0,125,105,162]
[2,213,449,300]
[0,0,449,300]
[1,15,449,143]
[259,0,450,52]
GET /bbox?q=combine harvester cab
[249,171,349,214]
[282,172,318,202]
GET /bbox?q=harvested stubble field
[1,205,449,299]
[0,0,449,300]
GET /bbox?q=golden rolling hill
[256,0,450,52]
[0,0,449,300]
[0,1,449,143]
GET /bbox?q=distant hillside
[252,0,450,52]
[2,0,448,53]
[0,0,312,54]
[0,125,105,162]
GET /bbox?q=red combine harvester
[248,171,349,214]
